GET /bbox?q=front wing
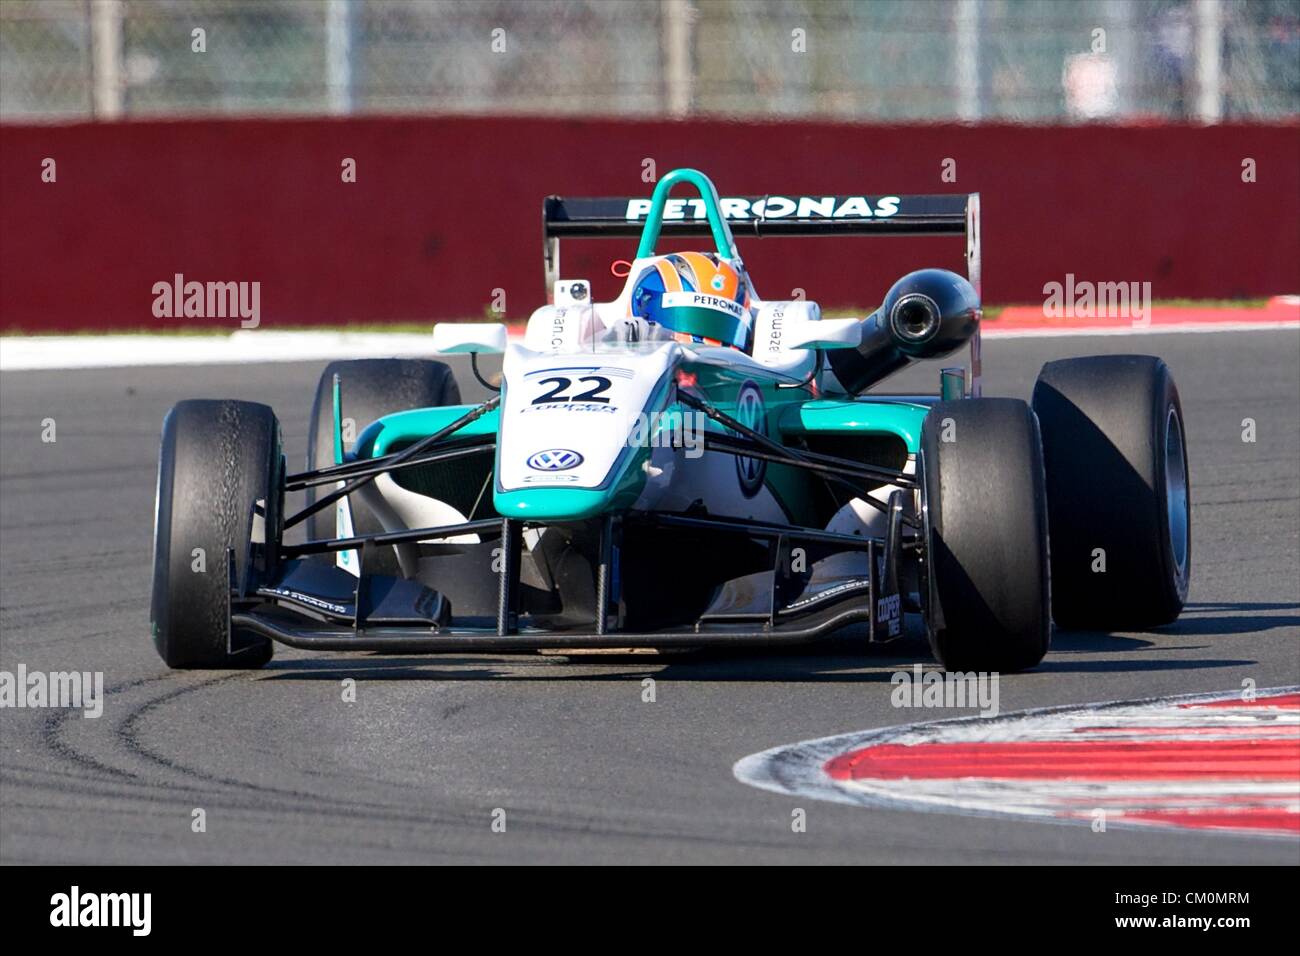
[232,508,905,653]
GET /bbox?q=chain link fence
[2,0,1297,122]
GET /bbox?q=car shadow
[1172,600,1300,632]
[1053,601,1299,646]
[1033,657,1257,673]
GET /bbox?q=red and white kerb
[734,688,1300,838]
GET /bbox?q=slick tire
[1032,355,1190,629]
[920,398,1051,672]
[151,399,282,669]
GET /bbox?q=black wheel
[151,400,282,668]
[920,398,1051,672]
[1032,355,1189,629]
[305,359,461,575]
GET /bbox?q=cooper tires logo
[527,448,583,471]
[733,381,766,497]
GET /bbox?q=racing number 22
[532,376,612,404]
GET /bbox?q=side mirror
[432,322,508,355]
[785,317,863,351]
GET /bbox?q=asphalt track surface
[1,330,1297,864]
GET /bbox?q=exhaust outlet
[890,293,942,345]
[828,268,980,395]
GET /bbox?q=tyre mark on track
[105,671,502,828]
[39,674,185,784]
[84,668,781,849]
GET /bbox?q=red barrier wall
[1,116,1297,332]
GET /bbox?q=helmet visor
[656,291,749,349]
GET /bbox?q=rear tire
[1032,355,1189,629]
[920,398,1051,672]
[151,400,281,668]
[305,359,461,575]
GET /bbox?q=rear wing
[542,191,981,295]
[540,182,981,395]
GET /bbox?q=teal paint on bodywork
[355,406,500,460]
[780,399,931,453]
[494,467,646,520]
[332,374,344,465]
[354,403,642,522]
[356,394,925,459]
[636,168,738,259]
[493,487,613,520]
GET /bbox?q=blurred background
[3,0,1298,122]
[1,0,1297,332]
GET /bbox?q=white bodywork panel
[335,492,358,575]
[824,455,917,539]
[630,444,790,523]
[497,342,679,492]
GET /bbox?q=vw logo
[733,381,767,497]
[527,448,584,472]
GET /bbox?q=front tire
[150,400,282,668]
[920,398,1051,672]
[305,359,461,575]
[1032,355,1189,629]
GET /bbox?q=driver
[626,252,752,351]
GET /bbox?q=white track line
[1,321,1297,371]
[0,331,446,371]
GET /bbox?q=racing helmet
[628,252,752,351]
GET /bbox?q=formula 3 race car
[150,168,1191,672]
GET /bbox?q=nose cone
[493,341,678,519]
